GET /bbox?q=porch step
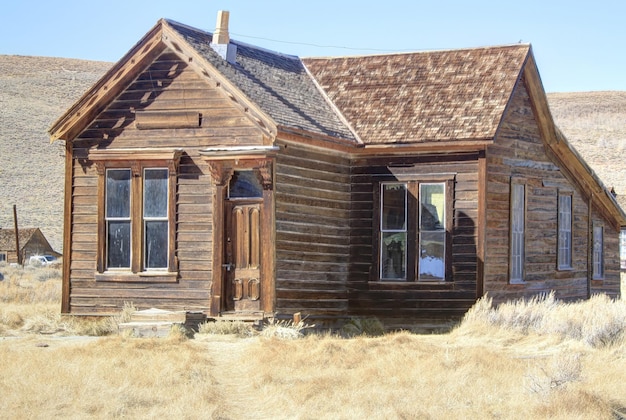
[118,308,207,337]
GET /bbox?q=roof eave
[48,18,280,144]
[522,50,626,229]
[48,19,169,143]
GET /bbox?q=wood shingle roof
[302,45,530,145]
[0,228,39,251]
[166,20,358,142]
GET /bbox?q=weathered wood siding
[485,76,622,301]
[591,208,622,298]
[67,49,264,314]
[348,153,481,323]
[274,141,351,318]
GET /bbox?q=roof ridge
[303,43,531,60]
[163,18,301,60]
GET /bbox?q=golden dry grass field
[1,264,625,419]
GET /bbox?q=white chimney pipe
[213,10,230,44]
[210,10,237,64]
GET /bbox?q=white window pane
[107,221,131,268]
[145,221,168,269]
[593,226,603,279]
[420,183,444,231]
[382,184,406,231]
[106,169,131,218]
[229,170,263,198]
[510,183,525,281]
[381,232,406,280]
[144,169,168,218]
[558,195,572,268]
[419,231,445,281]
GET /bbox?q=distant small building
[0,228,59,265]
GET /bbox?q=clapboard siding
[484,76,622,302]
[591,208,622,298]
[348,152,481,321]
[274,140,351,315]
[64,48,267,315]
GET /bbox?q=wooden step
[119,308,207,337]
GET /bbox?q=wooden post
[13,205,21,265]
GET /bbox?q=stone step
[120,308,207,337]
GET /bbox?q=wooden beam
[134,110,201,129]
[523,53,558,145]
[61,141,73,313]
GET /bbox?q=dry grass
[0,336,224,418]
[0,263,122,337]
[2,266,625,419]
[459,292,626,347]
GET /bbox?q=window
[0,253,6,263]
[510,181,525,283]
[593,225,604,279]
[380,183,407,280]
[106,169,132,268]
[143,168,169,269]
[620,229,626,270]
[228,170,263,199]
[91,148,181,280]
[105,167,170,271]
[377,178,451,282]
[558,193,573,269]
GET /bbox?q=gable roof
[0,228,43,251]
[302,45,529,145]
[49,19,357,144]
[48,17,624,229]
[166,20,357,143]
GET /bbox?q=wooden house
[0,228,59,265]
[49,12,625,326]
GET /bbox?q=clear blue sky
[2,0,624,92]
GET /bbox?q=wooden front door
[224,200,262,312]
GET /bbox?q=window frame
[105,168,132,270]
[91,149,181,282]
[379,182,408,281]
[592,224,604,280]
[373,175,453,283]
[142,167,170,271]
[557,191,573,270]
[509,179,526,284]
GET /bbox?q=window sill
[95,271,178,283]
[509,279,526,285]
[369,281,453,290]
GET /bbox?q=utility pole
[13,204,21,265]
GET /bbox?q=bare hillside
[0,55,111,252]
[547,91,626,209]
[0,55,624,253]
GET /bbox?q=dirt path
[195,336,277,419]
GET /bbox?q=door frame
[206,158,275,316]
